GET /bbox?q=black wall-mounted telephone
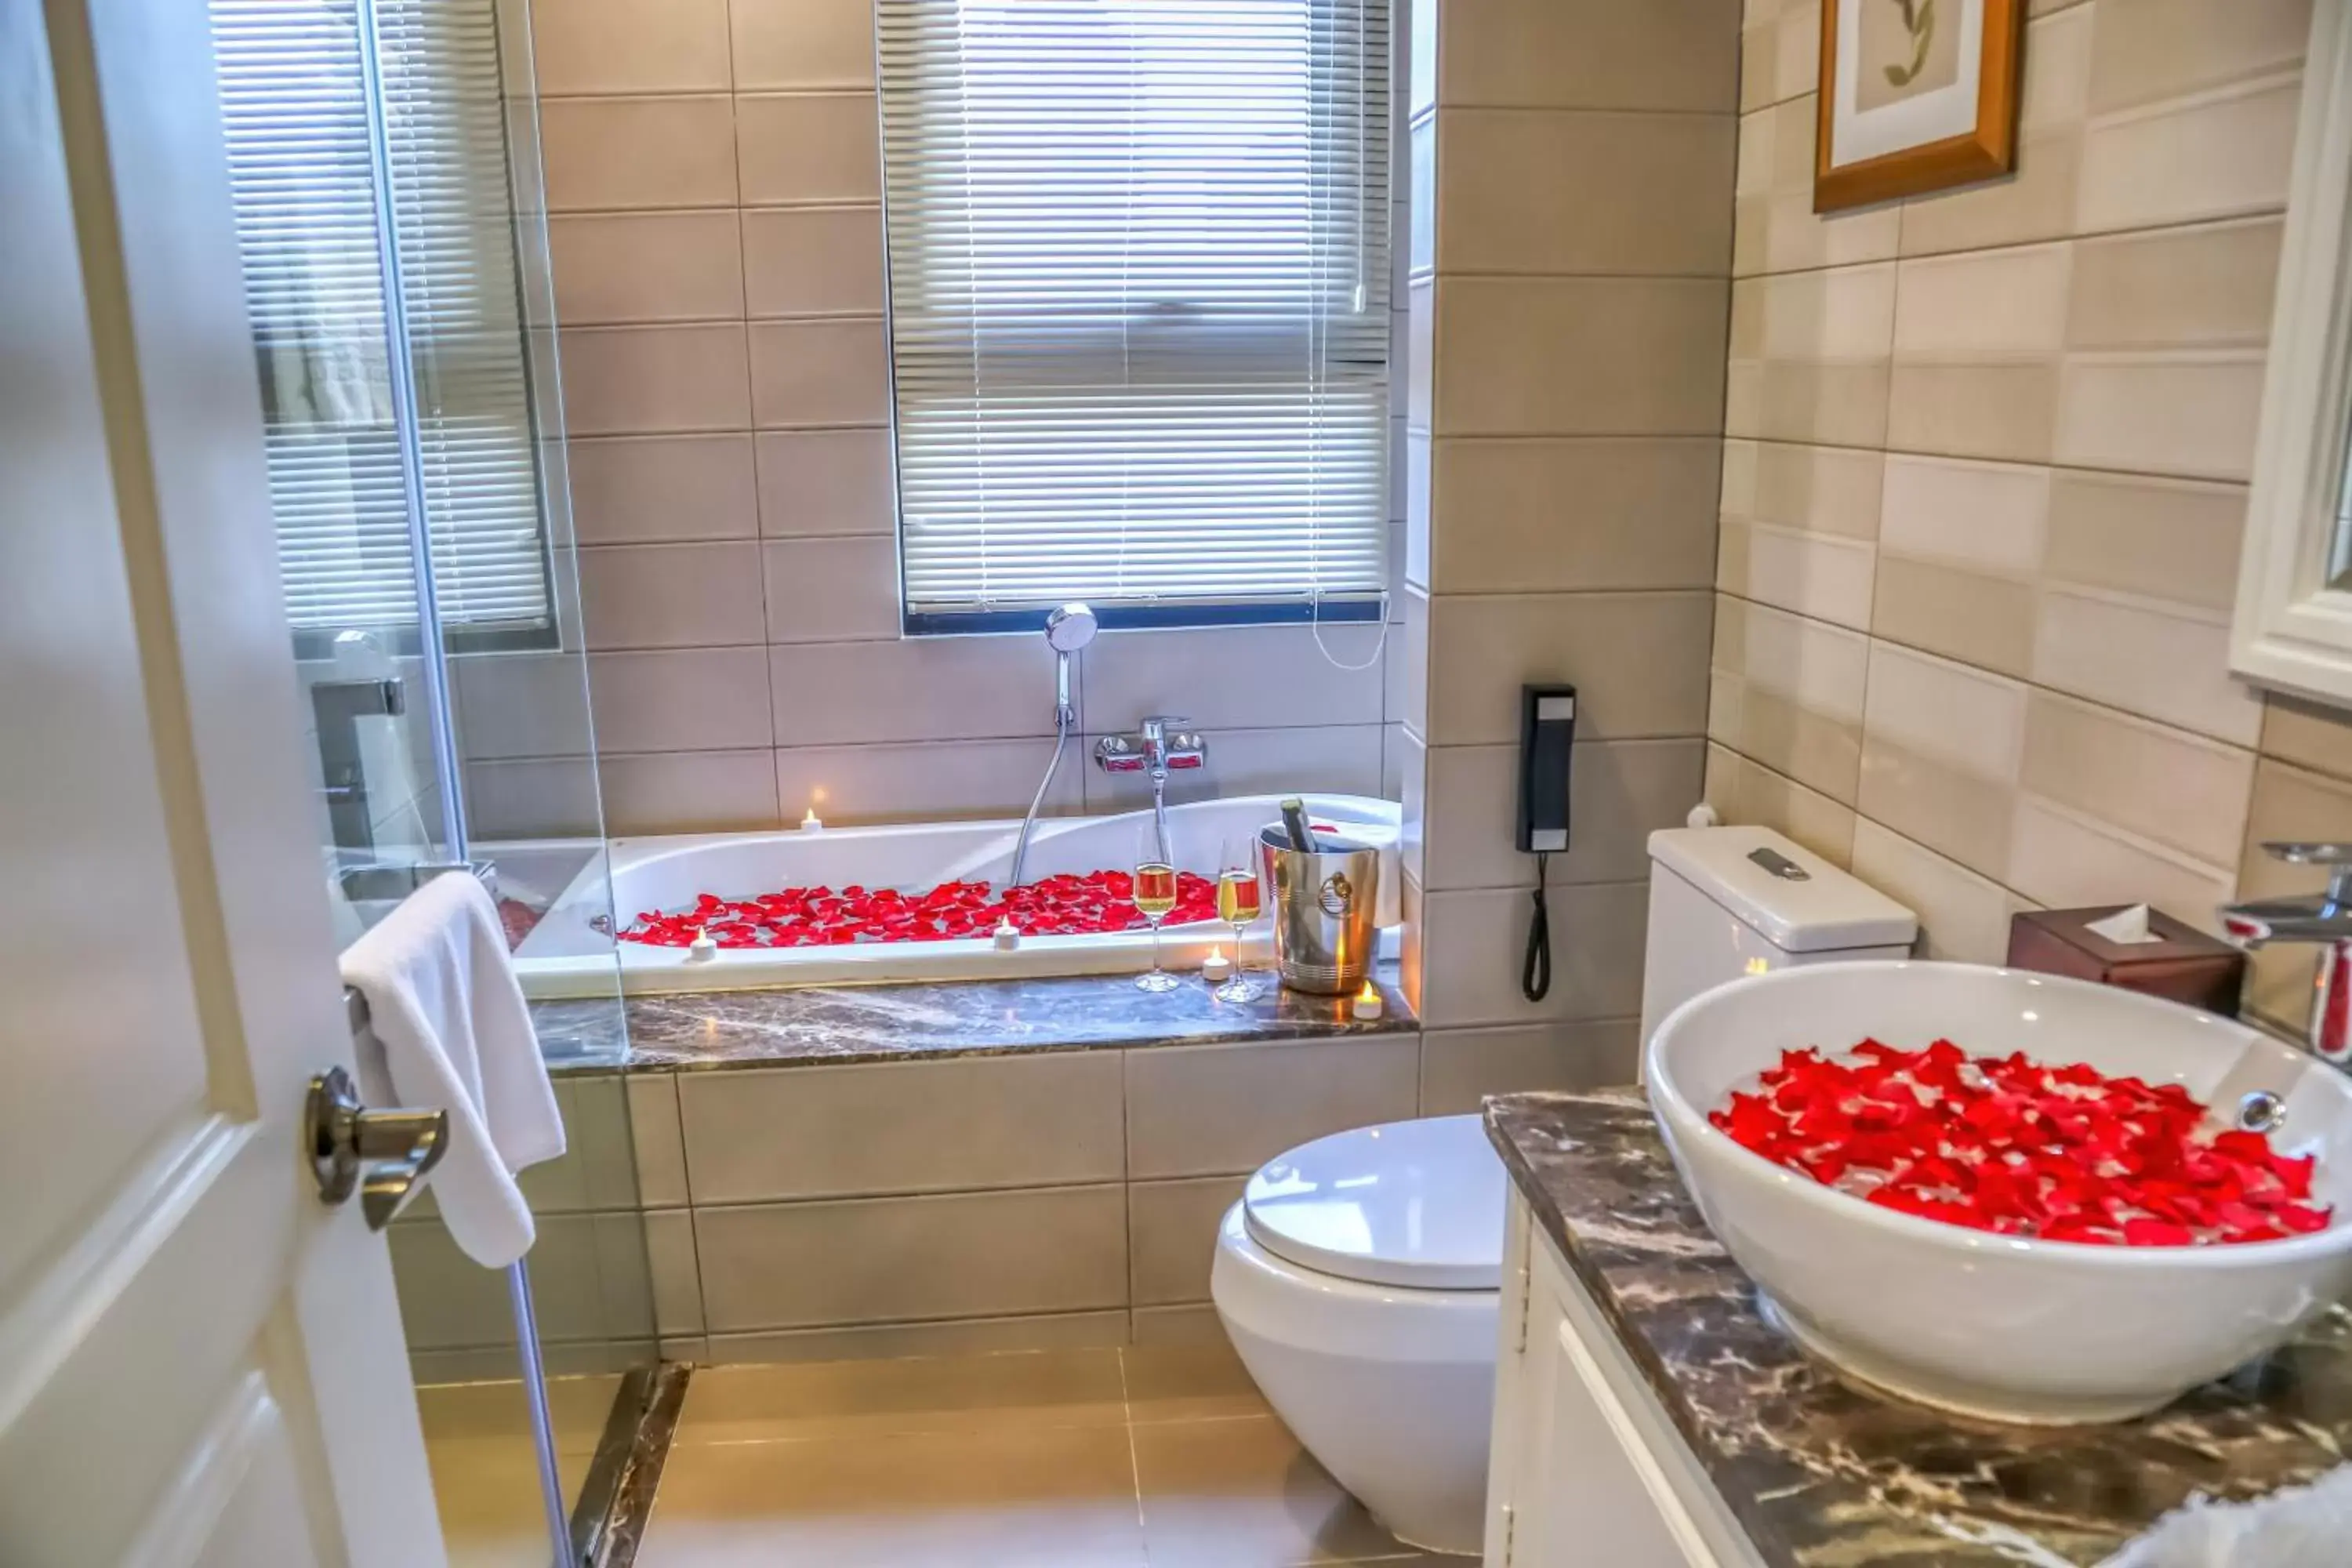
[1516,684,1575,1000]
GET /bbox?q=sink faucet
[1095,716,1205,867]
[2220,841,2352,1066]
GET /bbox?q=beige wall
[456,0,1410,839]
[1396,0,1742,1091]
[1708,0,2352,1032]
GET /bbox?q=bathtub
[508,793,1402,998]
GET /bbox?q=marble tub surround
[1484,1088,2352,1567]
[535,967,1411,1074]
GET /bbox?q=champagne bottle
[1279,797,1318,853]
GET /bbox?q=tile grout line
[1114,1343,1155,1566]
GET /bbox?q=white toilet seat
[1211,1116,1504,1556]
[1241,1114,1506,1291]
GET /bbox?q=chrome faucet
[2220,841,2352,1067]
[1095,717,1206,866]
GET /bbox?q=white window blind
[211,0,553,642]
[878,0,1392,629]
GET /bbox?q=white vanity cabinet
[1481,1192,1770,1568]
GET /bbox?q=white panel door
[0,0,446,1563]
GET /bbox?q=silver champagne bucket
[1259,825,1381,996]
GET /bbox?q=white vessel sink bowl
[1646,960,2352,1425]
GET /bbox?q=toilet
[1210,825,1916,1556]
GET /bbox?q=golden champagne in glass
[1133,859,1180,991]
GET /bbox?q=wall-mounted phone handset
[1517,684,1576,1002]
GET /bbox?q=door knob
[305,1065,448,1231]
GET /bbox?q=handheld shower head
[1044,602,1098,654]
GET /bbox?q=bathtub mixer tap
[2221,840,2352,1069]
[1095,717,1206,869]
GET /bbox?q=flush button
[1747,848,1811,882]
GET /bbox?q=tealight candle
[1351,982,1384,1022]
[687,927,717,961]
[1200,946,1232,984]
[799,807,824,832]
[993,918,1021,952]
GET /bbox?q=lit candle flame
[800,807,822,829]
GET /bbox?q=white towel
[339,872,564,1267]
[2101,1466,2352,1567]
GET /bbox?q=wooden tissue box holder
[2005,908,2245,1017]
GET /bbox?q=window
[212,0,554,648]
[878,0,1392,632]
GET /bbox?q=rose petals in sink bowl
[1710,1040,2332,1247]
[1646,961,2352,1426]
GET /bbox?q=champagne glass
[1131,826,1181,993]
[1213,833,1263,1003]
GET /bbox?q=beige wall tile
[2004,796,2236,931]
[761,535,900,644]
[1428,437,1720,593]
[1715,594,1868,720]
[579,541,767,648]
[2260,695,2352,784]
[393,1214,647,1348]
[598,748,781,833]
[539,96,737,212]
[1704,741,1859,866]
[1734,263,1897,362]
[549,211,743,325]
[775,738,1083,826]
[2085,0,2312,116]
[693,1185,1128,1331]
[735,93,882,205]
[1893,245,2073,358]
[2020,691,2256,868]
[1898,129,2083,257]
[769,635,1059,746]
[748,319,891,427]
[1848,819,2020,964]
[628,1074,689,1208]
[1862,641,2028,778]
[587,648,774,753]
[1424,591,1714,746]
[753,427,896,539]
[730,0,879,91]
[1420,738,1704,891]
[1434,277,1730,436]
[2019,3,2096,130]
[2054,352,2267,482]
[1724,362,1894,448]
[531,0,733,95]
[1417,1022,1642,1113]
[2042,470,2245,615]
[1417,880,1648,1027]
[1708,672,1864,804]
[463,757,604,838]
[568,434,758,545]
[1083,625,1384,733]
[1868,555,2039,680]
[1123,1036,1421,1179]
[2075,78,2301,235]
[1878,454,2048,573]
[1436,109,1734,276]
[1856,734,2018,880]
[450,652,597,760]
[2066,218,2283,351]
[1732,440,1883,540]
[742,206,887,318]
[645,1210,704,1338]
[1436,0,1740,113]
[1130,1177,1247,1306]
[560,324,751,437]
[1734,98,1903,277]
[2031,589,2264,746]
[2238,760,2352,1025]
[1081,724,1385,815]
[677,1055,1123,1203]
[1886,362,2059,464]
[1718,522,1875,630]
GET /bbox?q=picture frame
[1814,0,2027,213]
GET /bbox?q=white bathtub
[509,793,1402,998]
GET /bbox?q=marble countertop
[532,967,1412,1073]
[1483,1089,2352,1568]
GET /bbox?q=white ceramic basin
[1646,960,2352,1425]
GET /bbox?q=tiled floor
[636,1339,1467,1566]
[417,1374,623,1568]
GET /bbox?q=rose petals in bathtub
[619,869,1218,950]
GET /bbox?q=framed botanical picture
[1815,0,2026,212]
